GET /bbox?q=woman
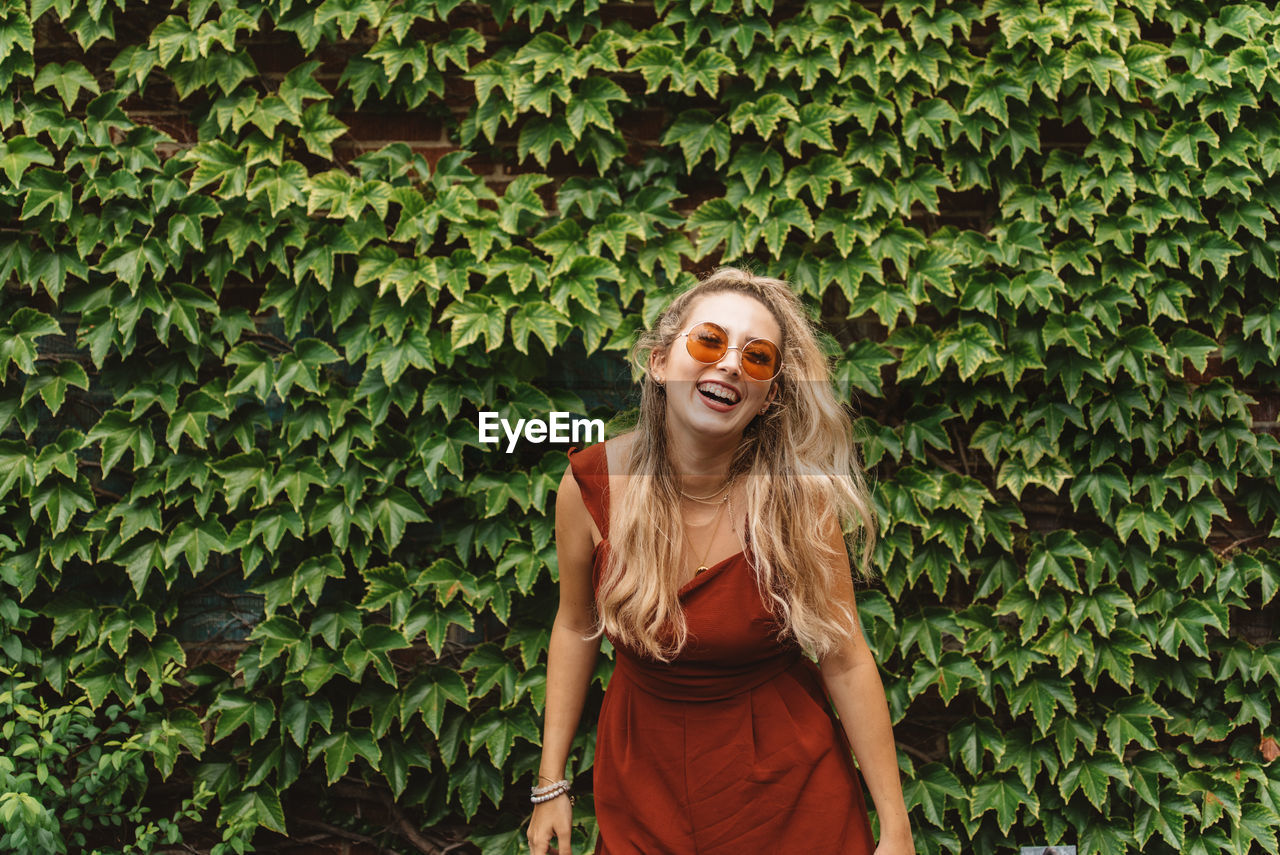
[527,268,914,855]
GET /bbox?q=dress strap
[567,443,610,539]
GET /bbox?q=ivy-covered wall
[2,0,1279,852]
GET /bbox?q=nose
[715,346,744,374]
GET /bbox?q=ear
[649,347,668,384]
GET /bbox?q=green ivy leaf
[246,161,308,216]
[549,256,614,316]
[379,736,432,799]
[1006,673,1076,735]
[219,787,287,835]
[29,477,93,536]
[1025,530,1088,596]
[20,167,73,220]
[183,139,248,197]
[342,624,409,686]
[688,198,755,260]
[308,728,382,784]
[660,110,731,172]
[441,296,506,351]
[401,668,470,736]
[728,92,799,138]
[566,77,625,138]
[1103,695,1166,757]
[451,754,503,820]
[936,323,1001,380]
[516,115,574,167]
[759,198,814,256]
[626,44,676,92]
[473,707,541,768]
[433,27,485,71]
[903,762,965,827]
[315,0,381,39]
[510,302,568,355]
[364,486,428,551]
[672,46,734,96]
[783,102,839,155]
[968,773,1038,835]
[1154,599,1226,658]
[0,307,59,373]
[1115,503,1177,550]
[1058,753,1129,810]
[19,360,88,418]
[162,517,229,577]
[32,60,100,110]
[209,690,275,745]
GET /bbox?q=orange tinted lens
[686,323,728,362]
[742,340,780,380]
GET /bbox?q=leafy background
[1,0,1279,852]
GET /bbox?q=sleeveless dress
[567,443,876,855]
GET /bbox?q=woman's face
[650,292,782,442]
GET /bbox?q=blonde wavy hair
[590,267,878,662]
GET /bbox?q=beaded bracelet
[532,778,568,794]
[531,788,568,804]
[530,778,571,803]
[531,779,568,795]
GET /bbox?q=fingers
[528,795,580,855]
[555,802,574,855]
[526,814,546,855]
[526,815,562,855]
[527,826,568,855]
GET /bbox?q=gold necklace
[679,477,732,503]
[687,492,730,575]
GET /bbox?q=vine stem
[1214,532,1266,557]
[924,448,962,476]
[294,818,403,855]
[379,789,450,854]
[896,740,936,764]
[90,482,124,501]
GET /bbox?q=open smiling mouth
[700,388,736,405]
[697,382,740,407]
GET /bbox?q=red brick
[124,109,200,144]
[340,111,448,144]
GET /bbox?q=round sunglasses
[678,321,782,381]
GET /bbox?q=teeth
[697,381,739,403]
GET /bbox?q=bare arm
[816,521,915,854]
[528,465,603,855]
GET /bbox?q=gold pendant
[695,566,707,574]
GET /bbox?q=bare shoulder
[603,430,640,478]
[556,459,597,550]
[558,435,628,547]
[555,449,601,619]
[555,433,637,549]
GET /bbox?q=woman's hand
[527,793,574,855]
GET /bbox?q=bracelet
[531,778,568,796]
[531,788,569,804]
[530,779,571,803]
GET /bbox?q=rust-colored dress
[567,443,876,855]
